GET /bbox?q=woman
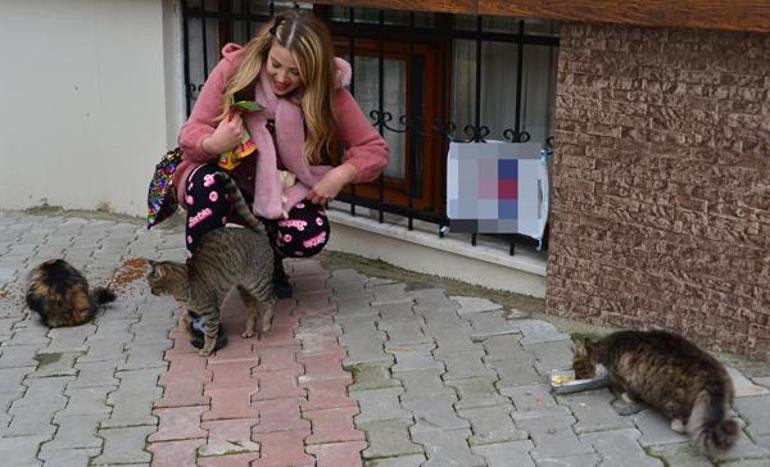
[173,11,389,299]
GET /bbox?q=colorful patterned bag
[146,147,183,229]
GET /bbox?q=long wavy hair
[219,12,337,164]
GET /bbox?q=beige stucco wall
[0,0,184,217]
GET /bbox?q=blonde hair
[220,12,338,164]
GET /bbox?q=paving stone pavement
[1,211,769,466]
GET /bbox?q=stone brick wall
[546,23,770,359]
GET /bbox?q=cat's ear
[574,338,589,358]
[147,260,163,277]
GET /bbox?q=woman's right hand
[202,112,243,154]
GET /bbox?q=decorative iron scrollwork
[462,124,490,143]
[503,128,531,143]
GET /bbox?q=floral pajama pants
[184,163,330,258]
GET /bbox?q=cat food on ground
[551,365,609,394]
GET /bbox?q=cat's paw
[242,329,255,338]
[670,419,686,433]
[616,402,646,416]
[198,348,213,357]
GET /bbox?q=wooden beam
[478,1,770,33]
[313,0,477,15]
[315,0,770,33]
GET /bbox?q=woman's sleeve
[334,89,390,183]
[178,58,237,162]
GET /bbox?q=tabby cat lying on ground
[147,171,276,356]
[26,259,116,327]
[574,329,739,455]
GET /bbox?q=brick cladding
[546,23,770,359]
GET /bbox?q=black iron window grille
[181,1,559,255]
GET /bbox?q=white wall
[0,0,183,217]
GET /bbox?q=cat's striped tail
[91,286,117,306]
[213,171,266,234]
[688,384,740,455]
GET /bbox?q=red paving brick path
[147,260,365,466]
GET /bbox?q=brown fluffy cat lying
[574,329,740,455]
[26,259,116,327]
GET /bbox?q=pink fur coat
[174,43,388,219]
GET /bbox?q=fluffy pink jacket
[174,43,389,218]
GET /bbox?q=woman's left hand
[307,163,357,205]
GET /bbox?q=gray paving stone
[382,322,432,346]
[633,409,689,446]
[335,296,377,317]
[467,311,522,342]
[440,350,497,381]
[347,362,401,392]
[419,308,465,330]
[38,447,100,467]
[412,428,485,467]
[487,357,544,388]
[29,351,84,378]
[16,376,71,406]
[514,412,595,460]
[0,343,46,368]
[103,368,163,428]
[719,460,770,467]
[0,366,34,392]
[388,342,444,374]
[393,369,456,401]
[0,317,20,336]
[753,377,770,388]
[79,338,128,364]
[709,432,770,463]
[336,314,379,334]
[0,434,47,466]
[69,360,120,388]
[93,425,155,464]
[500,384,559,414]
[6,402,63,436]
[472,440,535,467]
[431,324,480,355]
[447,377,510,410]
[352,387,412,424]
[408,288,456,308]
[119,344,168,371]
[60,385,115,416]
[581,428,662,467]
[535,453,601,467]
[727,367,770,398]
[558,388,635,433]
[46,325,95,352]
[0,390,23,413]
[365,276,398,287]
[89,318,135,342]
[483,335,530,362]
[735,395,770,438]
[371,283,409,303]
[360,419,423,460]
[376,303,421,327]
[516,320,571,345]
[363,454,426,467]
[7,321,50,346]
[644,443,714,467]
[459,405,528,445]
[527,340,575,376]
[341,331,393,366]
[403,395,469,433]
[450,296,503,316]
[45,413,104,450]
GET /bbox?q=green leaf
[232,100,264,113]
